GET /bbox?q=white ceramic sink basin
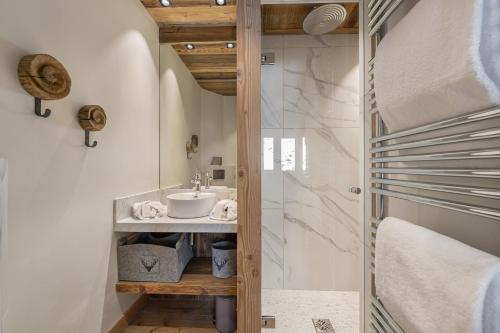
[167,192,217,219]
[201,186,228,191]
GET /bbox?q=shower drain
[312,319,336,333]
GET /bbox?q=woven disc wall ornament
[18,54,71,100]
[78,105,107,131]
[78,105,106,148]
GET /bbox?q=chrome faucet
[191,171,202,194]
[205,172,213,189]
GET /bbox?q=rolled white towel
[376,217,500,333]
[210,200,237,221]
[132,201,167,220]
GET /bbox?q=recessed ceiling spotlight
[160,0,171,6]
[185,43,195,50]
[226,43,235,49]
[215,0,226,6]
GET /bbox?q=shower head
[303,4,347,36]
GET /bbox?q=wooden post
[236,0,262,331]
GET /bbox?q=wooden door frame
[236,0,262,332]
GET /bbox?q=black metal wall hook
[34,97,51,118]
[85,130,98,148]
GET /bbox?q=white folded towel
[375,217,500,333]
[374,0,500,132]
[132,201,167,220]
[209,199,237,221]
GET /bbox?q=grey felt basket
[118,233,193,283]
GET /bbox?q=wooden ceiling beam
[140,0,236,8]
[185,65,237,74]
[172,42,236,55]
[160,26,236,43]
[180,54,236,64]
[262,26,358,35]
[261,3,359,35]
[192,72,237,80]
[342,3,359,29]
[197,78,236,84]
[198,79,237,96]
[145,2,358,95]
[148,6,236,26]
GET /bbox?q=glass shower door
[260,31,362,332]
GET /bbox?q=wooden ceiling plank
[186,66,237,74]
[261,3,359,35]
[148,6,236,26]
[193,72,237,80]
[262,4,313,34]
[343,3,359,29]
[199,82,237,95]
[199,82,236,90]
[198,79,237,92]
[197,79,236,83]
[160,26,236,43]
[173,43,236,55]
[141,0,210,7]
[141,0,236,8]
[147,2,358,95]
[180,54,236,65]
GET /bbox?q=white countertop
[114,215,237,233]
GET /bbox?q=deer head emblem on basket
[140,256,159,272]
[214,257,229,271]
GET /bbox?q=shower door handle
[349,187,361,195]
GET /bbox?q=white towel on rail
[374,0,500,132]
[375,217,500,333]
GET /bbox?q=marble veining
[284,47,359,129]
[261,35,361,292]
[262,209,285,289]
[283,213,355,255]
[262,48,284,129]
[262,129,284,209]
[284,172,359,238]
[283,128,361,290]
[283,34,359,48]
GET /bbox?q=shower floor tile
[262,289,359,333]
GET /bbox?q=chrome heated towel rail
[365,1,500,332]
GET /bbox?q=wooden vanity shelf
[120,295,237,333]
[116,258,236,296]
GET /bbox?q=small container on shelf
[211,241,236,279]
[118,232,193,283]
[215,296,237,333]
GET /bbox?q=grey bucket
[215,296,237,333]
[211,241,236,278]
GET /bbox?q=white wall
[0,0,159,332]
[0,159,7,332]
[160,44,202,188]
[159,47,237,188]
[200,90,237,187]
